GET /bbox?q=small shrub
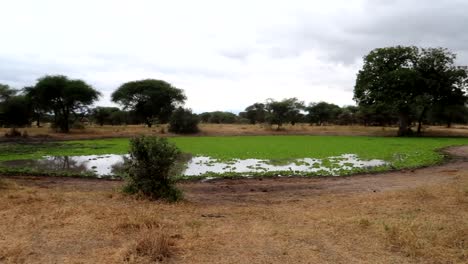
[123,136,183,201]
[168,107,199,134]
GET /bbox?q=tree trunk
[53,110,59,132]
[397,113,410,136]
[61,108,70,133]
[61,119,69,133]
[417,107,427,135]
[146,118,153,128]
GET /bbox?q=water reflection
[184,154,387,176]
[1,153,388,178]
[2,154,127,178]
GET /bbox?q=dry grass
[0,178,17,190]
[0,171,467,264]
[120,228,174,263]
[2,123,468,140]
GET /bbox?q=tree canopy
[354,46,468,136]
[265,98,305,128]
[0,95,31,127]
[306,102,342,125]
[111,79,186,127]
[26,75,100,133]
[91,107,121,126]
[243,103,267,124]
[0,84,16,102]
[0,85,31,127]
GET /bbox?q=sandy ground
[0,146,467,263]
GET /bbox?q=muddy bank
[4,146,467,205]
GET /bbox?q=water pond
[0,153,388,179]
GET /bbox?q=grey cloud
[263,0,468,64]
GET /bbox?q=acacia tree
[306,102,342,125]
[354,46,467,136]
[0,84,16,101]
[0,95,31,127]
[23,86,48,127]
[26,75,101,133]
[111,79,186,127]
[92,107,120,126]
[0,85,31,127]
[243,103,267,124]
[266,98,304,129]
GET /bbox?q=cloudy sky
[1,0,467,113]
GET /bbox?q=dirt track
[9,145,468,205]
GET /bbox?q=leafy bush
[123,136,182,201]
[168,107,199,134]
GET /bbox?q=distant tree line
[0,77,197,134]
[0,46,467,136]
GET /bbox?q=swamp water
[1,154,387,178]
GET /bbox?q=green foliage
[242,103,267,124]
[306,102,342,125]
[92,107,121,126]
[0,85,32,128]
[111,79,186,127]
[25,75,101,133]
[428,104,468,127]
[123,136,182,201]
[336,105,359,125]
[0,84,16,101]
[198,111,238,124]
[265,98,305,128]
[354,46,468,136]
[0,95,31,127]
[168,107,199,134]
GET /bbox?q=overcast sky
[1,0,467,113]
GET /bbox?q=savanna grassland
[0,125,468,263]
[2,123,468,140]
[0,145,467,263]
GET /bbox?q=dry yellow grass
[0,124,468,140]
[2,123,468,140]
[0,169,467,263]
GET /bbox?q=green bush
[123,136,183,201]
[168,107,199,134]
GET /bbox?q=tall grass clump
[121,228,174,263]
[123,136,182,201]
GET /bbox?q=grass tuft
[121,228,174,263]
